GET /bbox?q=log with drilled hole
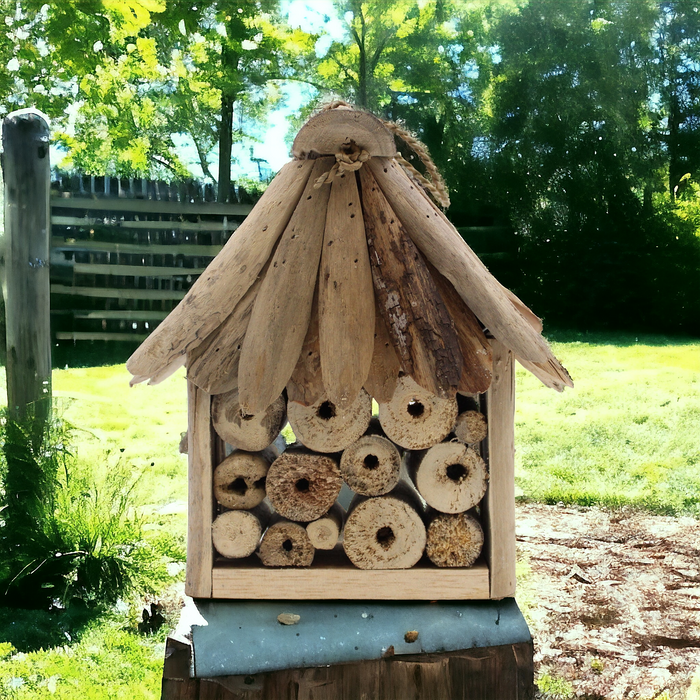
[287,389,372,453]
[453,410,488,446]
[425,510,484,568]
[305,502,344,550]
[405,442,489,514]
[257,517,315,567]
[378,375,458,450]
[343,484,426,569]
[211,504,271,559]
[213,450,277,510]
[266,448,343,522]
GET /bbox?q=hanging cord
[310,101,451,209]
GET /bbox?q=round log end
[212,510,263,559]
[378,376,458,450]
[426,512,484,567]
[288,390,372,453]
[340,435,401,496]
[212,390,287,451]
[258,520,315,567]
[306,518,340,550]
[213,452,270,510]
[454,410,487,445]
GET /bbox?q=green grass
[515,332,700,515]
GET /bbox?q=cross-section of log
[343,488,426,569]
[378,376,458,450]
[340,430,401,496]
[453,410,488,446]
[213,451,273,510]
[426,511,484,568]
[406,442,488,514]
[306,502,344,550]
[363,305,402,403]
[211,504,270,559]
[266,450,343,522]
[212,390,286,451]
[258,519,315,567]
[288,389,372,453]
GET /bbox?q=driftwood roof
[127,106,572,413]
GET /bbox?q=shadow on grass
[52,340,140,369]
[543,327,700,347]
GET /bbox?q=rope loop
[313,140,371,189]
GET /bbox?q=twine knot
[313,140,371,189]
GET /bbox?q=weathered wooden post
[2,109,52,428]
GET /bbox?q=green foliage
[535,669,575,699]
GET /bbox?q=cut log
[340,430,401,496]
[287,389,372,453]
[429,264,492,394]
[406,442,488,514]
[213,450,275,510]
[287,287,324,406]
[318,168,375,407]
[306,502,344,550]
[343,486,426,569]
[367,157,554,364]
[359,167,462,398]
[127,159,315,382]
[212,390,286,451]
[211,504,271,559]
[453,410,488,446]
[378,376,458,450]
[258,518,315,567]
[363,304,402,403]
[266,449,343,522]
[238,157,334,414]
[185,267,264,395]
[517,356,574,392]
[426,511,484,568]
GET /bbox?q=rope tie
[313,141,371,189]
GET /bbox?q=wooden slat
[72,263,206,277]
[483,340,516,599]
[51,284,186,300]
[186,382,214,598]
[51,237,221,256]
[52,195,253,217]
[211,560,490,600]
[55,331,149,342]
[70,310,169,320]
[52,215,239,232]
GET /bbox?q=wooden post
[2,109,52,427]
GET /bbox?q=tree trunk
[218,91,234,203]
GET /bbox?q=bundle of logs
[209,380,490,570]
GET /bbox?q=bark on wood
[378,376,458,450]
[406,442,488,514]
[359,166,462,398]
[212,390,286,451]
[266,449,343,522]
[363,304,402,403]
[185,268,263,395]
[286,287,323,406]
[306,502,344,550]
[367,157,554,364]
[211,504,270,559]
[238,157,334,414]
[258,519,315,567]
[128,159,314,382]
[343,486,426,569]
[426,510,484,568]
[213,451,274,510]
[340,433,401,496]
[318,169,375,407]
[287,389,372,453]
[429,264,492,394]
[454,410,488,446]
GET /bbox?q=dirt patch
[516,502,700,699]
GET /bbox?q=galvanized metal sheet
[191,598,530,678]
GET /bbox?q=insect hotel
[128,105,571,608]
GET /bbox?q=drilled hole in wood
[446,463,467,482]
[295,478,310,493]
[282,539,294,551]
[407,400,424,418]
[363,454,379,470]
[239,410,255,422]
[227,477,248,495]
[376,526,395,549]
[317,401,336,420]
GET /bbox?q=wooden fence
[49,173,257,343]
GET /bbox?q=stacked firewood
[209,382,489,570]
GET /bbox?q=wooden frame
[184,341,517,601]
